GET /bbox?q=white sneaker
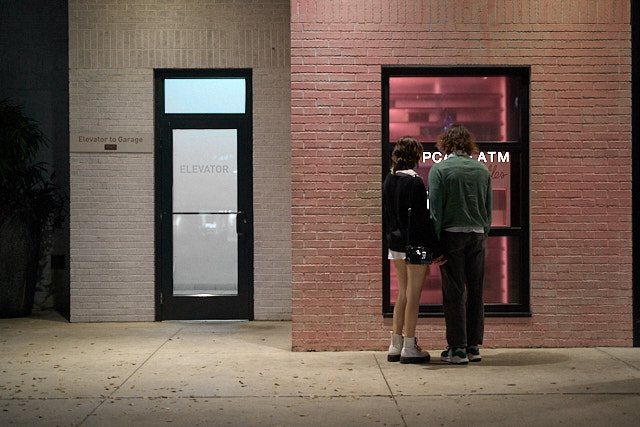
[387,332,403,362]
[400,337,430,364]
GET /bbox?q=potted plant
[0,98,67,318]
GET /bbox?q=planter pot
[0,213,41,318]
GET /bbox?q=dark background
[0,0,70,318]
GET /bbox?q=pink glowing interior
[388,75,518,305]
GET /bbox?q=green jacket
[428,154,492,239]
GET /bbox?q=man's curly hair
[391,136,422,172]
[436,124,478,155]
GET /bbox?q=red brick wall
[290,0,632,350]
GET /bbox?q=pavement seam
[374,353,408,427]
[90,394,417,400]
[386,391,640,397]
[2,390,637,403]
[76,326,184,426]
[595,347,640,371]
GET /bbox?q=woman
[382,136,445,364]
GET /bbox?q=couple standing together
[383,124,492,365]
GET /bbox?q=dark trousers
[439,231,486,349]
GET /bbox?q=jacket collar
[391,169,418,177]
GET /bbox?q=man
[428,124,492,365]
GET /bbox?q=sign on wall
[70,132,153,153]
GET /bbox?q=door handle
[236,211,247,236]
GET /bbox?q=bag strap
[406,177,414,248]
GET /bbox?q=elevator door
[155,70,253,320]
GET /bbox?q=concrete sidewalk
[1,310,639,427]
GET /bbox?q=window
[382,66,530,316]
[164,78,246,114]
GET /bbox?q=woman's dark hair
[391,136,422,172]
[436,124,478,155]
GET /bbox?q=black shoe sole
[387,354,400,362]
[399,355,430,364]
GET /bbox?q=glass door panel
[173,214,237,296]
[173,129,237,212]
[172,129,238,297]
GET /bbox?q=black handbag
[406,208,433,264]
[405,177,433,265]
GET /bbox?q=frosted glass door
[172,129,238,296]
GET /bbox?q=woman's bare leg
[403,264,428,338]
[392,259,408,335]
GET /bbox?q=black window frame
[381,66,531,317]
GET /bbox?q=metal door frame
[153,68,253,320]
